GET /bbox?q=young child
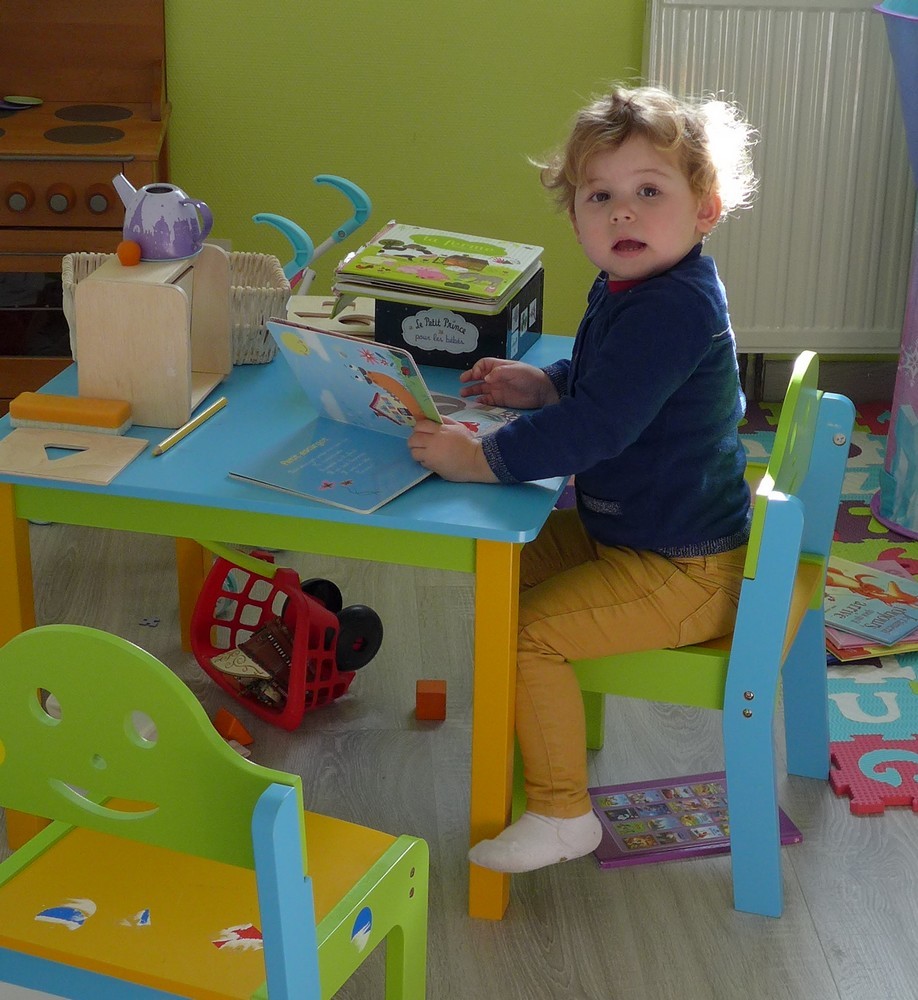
[408,83,757,873]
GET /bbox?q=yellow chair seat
[695,555,826,659]
[306,812,396,922]
[0,812,397,999]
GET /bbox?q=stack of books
[824,555,918,662]
[332,221,545,370]
[333,220,544,315]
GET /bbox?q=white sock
[468,810,602,873]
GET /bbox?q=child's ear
[696,193,722,234]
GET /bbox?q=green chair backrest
[0,625,305,872]
[745,351,821,579]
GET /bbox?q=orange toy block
[415,679,447,721]
[213,707,254,746]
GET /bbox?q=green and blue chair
[521,351,855,917]
[0,624,428,998]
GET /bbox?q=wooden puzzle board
[0,429,147,485]
[286,295,375,337]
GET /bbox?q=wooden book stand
[75,244,232,428]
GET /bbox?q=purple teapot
[112,173,213,261]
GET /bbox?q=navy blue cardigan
[481,245,750,556]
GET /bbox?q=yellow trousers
[517,507,746,817]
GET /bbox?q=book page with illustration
[228,319,519,513]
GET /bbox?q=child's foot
[468,810,602,873]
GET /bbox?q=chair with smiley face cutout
[0,625,428,999]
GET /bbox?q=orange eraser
[415,679,447,721]
[9,392,132,435]
[213,707,254,746]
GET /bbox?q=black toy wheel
[299,577,343,613]
[281,577,343,627]
[335,605,383,671]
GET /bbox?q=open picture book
[228,319,518,513]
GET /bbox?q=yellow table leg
[468,538,521,920]
[0,483,35,647]
[0,483,47,848]
[175,538,211,652]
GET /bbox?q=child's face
[568,134,721,282]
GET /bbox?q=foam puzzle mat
[742,399,918,816]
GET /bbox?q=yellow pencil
[151,397,227,456]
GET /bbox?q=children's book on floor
[589,772,802,869]
[824,555,918,648]
[228,319,517,513]
[333,221,544,314]
[824,622,918,662]
[825,558,918,661]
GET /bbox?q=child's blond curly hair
[539,84,756,225]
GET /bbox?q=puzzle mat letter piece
[740,401,781,431]
[833,502,891,544]
[853,402,891,435]
[827,676,918,742]
[849,433,886,471]
[879,547,918,577]
[740,432,774,465]
[840,470,879,502]
[0,428,146,485]
[830,734,918,814]
[832,540,918,570]
[827,660,916,686]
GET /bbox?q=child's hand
[408,418,498,483]
[459,358,558,409]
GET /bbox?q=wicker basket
[61,252,108,359]
[227,252,290,364]
[61,250,290,365]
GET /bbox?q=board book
[826,629,918,662]
[228,319,517,513]
[589,771,802,869]
[333,221,544,315]
[824,555,918,646]
[824,559,918,661]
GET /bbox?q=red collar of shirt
[606,277,644,294]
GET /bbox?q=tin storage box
[334,221,543,368]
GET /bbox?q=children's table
[0,335,570,921]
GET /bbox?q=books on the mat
[228,319,517,513]
[333,221,543,314]
[824,556,918,648]
[589,772,802,869]
[825,559,918,661]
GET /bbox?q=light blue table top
[0,335,573,544]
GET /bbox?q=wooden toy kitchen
[0,0,170,414]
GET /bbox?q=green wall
[164,2,645,334]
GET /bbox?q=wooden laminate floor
[2,521,916,1000]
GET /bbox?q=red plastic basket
[190,552,356,730]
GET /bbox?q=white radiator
[645,0,916,354]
